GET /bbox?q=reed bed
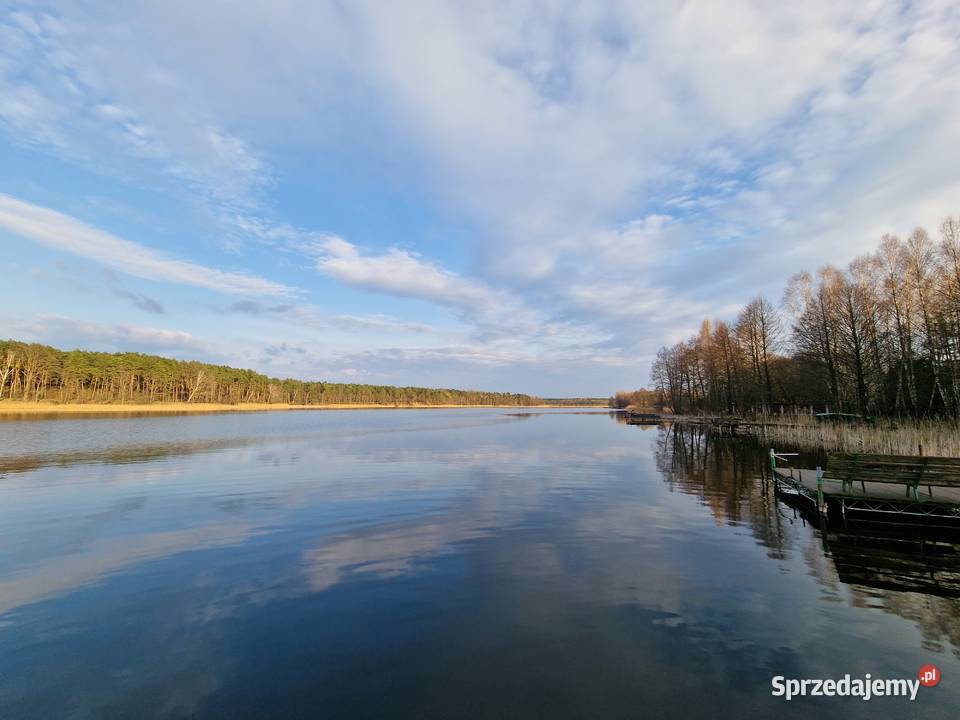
[746,416,960,457]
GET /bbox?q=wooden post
[816,466,825,517]
[769,448,776,473]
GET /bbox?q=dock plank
[773,467,960,504]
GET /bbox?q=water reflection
[655,422,779,523]
[0,409,539,475]
[0,523,261,615]
[0,437,258,474]
[0,410,957,719]
[656,421,960,659]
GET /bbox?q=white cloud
[0,8,272,214]
[7,314,202,352]
[341,2,960,285]
[308,236,615,362]
[219,299,440,335]
[0,193,291,296]
[313,236,497,312]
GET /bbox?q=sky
[2,1,959,397]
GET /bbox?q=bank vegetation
[0,341,540,408]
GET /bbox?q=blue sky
[2,1,960,396]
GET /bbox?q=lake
[0,408,957,718]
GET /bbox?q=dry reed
[747,415,960,457]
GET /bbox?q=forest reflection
[0,437,258,474]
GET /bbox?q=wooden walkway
[773,467,960,504]
[773,466,960,524]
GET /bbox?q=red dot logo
[918,664,941,687]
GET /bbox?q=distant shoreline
[0,401,607,416]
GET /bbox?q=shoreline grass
[676,413,960,457]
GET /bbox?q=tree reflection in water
[651,421,960,657]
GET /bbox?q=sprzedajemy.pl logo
[771,665,941,701]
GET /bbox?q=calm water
[0,409,957,718]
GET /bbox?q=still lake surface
[0,408,957,718]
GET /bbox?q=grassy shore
[673,413,960,457]
[0,401,595,416]
[751,417,960,457]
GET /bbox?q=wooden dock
[771,453,960,525]
[774,467,960,504]
[624,411,662,425]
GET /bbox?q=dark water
[0,409,957,719]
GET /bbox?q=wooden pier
[669,415,790,437]
[771,450,960,526]
[624,411,662,425]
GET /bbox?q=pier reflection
[650,421,960,650]
[826,526,960,598]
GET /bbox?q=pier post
[816,466,825,517]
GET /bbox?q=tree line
[650,216,960,418]
[0,340,540,407]
[607,389,659,409]
[543,397,609,407]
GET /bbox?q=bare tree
[648,216,960,418]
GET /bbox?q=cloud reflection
[0,524,259,615]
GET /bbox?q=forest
[607,389,659,410]
[0,340,540,407]
[650,216,960,418]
